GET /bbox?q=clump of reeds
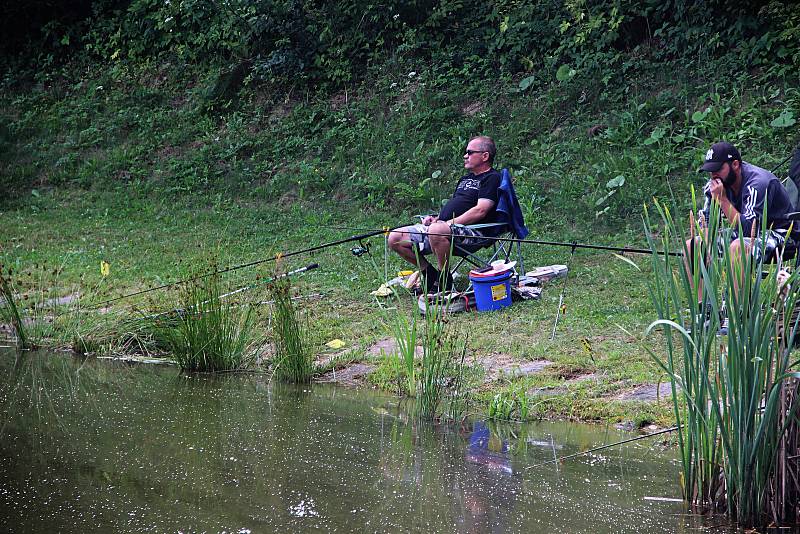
[416,292,468,419]
[154,272,261,372]
[0,265,30,349]
[269,275,313,383]
[386,289,468,419]
[487,385,530,421]
[645,197,800,527]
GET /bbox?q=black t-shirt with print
[438,169,501,232]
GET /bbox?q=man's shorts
[719,228,799,263]
[402,223,492,255]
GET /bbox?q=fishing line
[143,263,319,320]
[550,242,577,340]
[320,225,682,257]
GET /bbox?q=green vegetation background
[1,0,799,423]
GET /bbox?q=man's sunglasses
[465,149,487,155]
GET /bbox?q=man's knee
[427,222,451,247]
[388,229,408,250]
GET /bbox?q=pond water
[0,351,730,533]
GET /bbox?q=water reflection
[0,350,734,533]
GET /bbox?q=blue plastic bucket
[469,270,512,312]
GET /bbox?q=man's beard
[722,165,737,187]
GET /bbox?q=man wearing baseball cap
[697,140,796,262]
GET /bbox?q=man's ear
[732,159,741,172]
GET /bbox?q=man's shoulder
[742,161,778,186]
[475,168,501,184]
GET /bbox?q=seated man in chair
[687,141,798,302]
[388,135,503,293]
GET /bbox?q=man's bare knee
[388,230,408,251]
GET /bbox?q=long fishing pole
[144,263,319,320]
[320,225,682,257]
[522,425,680,471]
[92,227,397,309]
[550,242,577,340]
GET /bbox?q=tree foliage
[5,1,800,88]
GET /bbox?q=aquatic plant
[391,307,418,397]
[269,276,313,383]
[0,266,30,349]
[644,197,800,527]
[487,385,530,421]
[0,261,95,351]
[155,272,261,372]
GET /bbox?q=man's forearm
[451,206,489,225]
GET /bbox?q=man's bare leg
[388,228,432,270]
[427,221,453,273]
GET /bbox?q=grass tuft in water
[269,275,313,383]
[154,272,261,372]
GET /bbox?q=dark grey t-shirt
[701,161,793,235]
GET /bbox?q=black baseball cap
[699,141,741,172]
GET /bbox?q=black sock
[424,264,440,287]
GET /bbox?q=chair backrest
[789,148,800,211]
[496,168,530,239]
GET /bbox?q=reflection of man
[388,136,502,292]
[453,420,514,533]
[465,421,512,475]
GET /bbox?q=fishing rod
[144,263,319,320]
[522,425,680,471]
[321,225,682,257]
[550,242,577,340]
[91,227,399,310]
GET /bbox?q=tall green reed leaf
[645,195,800,527]
[269,276,313,383]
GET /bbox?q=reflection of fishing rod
[522,425,680,471]
[145,263,319,319]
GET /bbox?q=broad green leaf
[556,64,575,82]
[518,75,536,92]
[606,175,625,189]
[770,110,796,129]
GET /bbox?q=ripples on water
[0,350,732,533]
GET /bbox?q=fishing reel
[351,239,371,257]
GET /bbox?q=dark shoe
[421,265,455,294]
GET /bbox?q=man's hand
[709,178,725,201]
[422,215,438,226]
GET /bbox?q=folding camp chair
[448,168,529,285]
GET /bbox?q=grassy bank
[1,47,798,425]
